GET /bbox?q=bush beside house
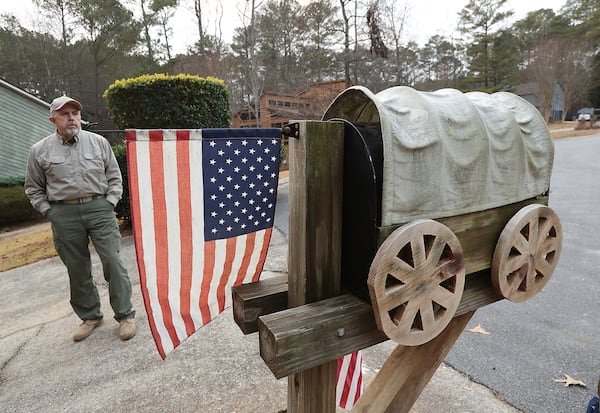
[0,181,41,226]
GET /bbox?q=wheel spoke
[528,217,539,247]
[395,298,420,332]
[419,300,436,331]
[524,263,538,291]
[426,236,447,267]
[412,236,427,269]
[537,218,555,247]
[505,254,528,274]
[431,284,457,308]
[380,285,411,312]
[507,266,527,291]
[538,237,560,256]
[535,258,554,278]
[437,259,461,282]
[512,231,530,255]
[387,256,415,283]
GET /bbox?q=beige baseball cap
[49,96,82,114]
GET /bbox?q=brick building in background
[232,80,347,128]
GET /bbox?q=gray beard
[62,127,80,138]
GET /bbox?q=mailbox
[322,86,562,345]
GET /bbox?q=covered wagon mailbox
[232,85,562,412]
[325,86,562,346]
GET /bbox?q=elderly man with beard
[25,96,136,342]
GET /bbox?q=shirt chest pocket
[45,155,69,179]
[82,152,105,173]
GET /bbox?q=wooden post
[286,121,344,413]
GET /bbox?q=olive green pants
[47,198,135,322]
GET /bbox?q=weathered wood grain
[284,121,344,413]
[378,196,548,275]
[258,269,500,379]
[368,219,466,346]
[232,275,288,334]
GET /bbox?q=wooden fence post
[286,121,344,413]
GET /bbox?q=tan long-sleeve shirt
[25,130,123,216]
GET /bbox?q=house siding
[0,80,54,180]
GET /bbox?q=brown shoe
[119,318,136,340]
[73,317,103,341]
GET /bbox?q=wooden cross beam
[234,268,499,378]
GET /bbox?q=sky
[0,0,568,55]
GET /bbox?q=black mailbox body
[336,119,384,301]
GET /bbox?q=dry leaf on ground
[467,324,491,335]
[553,374,587,387]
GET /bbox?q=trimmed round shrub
[103,73,231,129]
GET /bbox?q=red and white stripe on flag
[337,351,363,409]
[126,128,282,359]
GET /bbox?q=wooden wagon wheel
[492,204,562,302]
[367,220,465,346]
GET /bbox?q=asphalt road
[274,134,600,412]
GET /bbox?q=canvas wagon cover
[323,86,554,227]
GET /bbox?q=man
[25,96,136,342]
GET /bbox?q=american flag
[126,128,362,408]
[126,128,281,358]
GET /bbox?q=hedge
[0,185,41,226]
[103,73,231,129]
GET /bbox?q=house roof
[514,81,536,95]
[0,78,51,109]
